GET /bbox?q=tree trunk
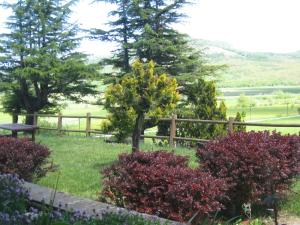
[132,112,144,152]
[25,112,34,125]
[140,128,145,143]
[12,114,18,123]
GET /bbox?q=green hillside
[192,39,300,87]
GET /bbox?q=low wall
[24,182,184,225]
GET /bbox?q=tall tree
[0,0,99,124]
[92,0,219,82]
[91,0,135,82]
[131,0,198,81]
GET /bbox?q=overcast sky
[1,0,300,56]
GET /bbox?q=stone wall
[25,182,184,225]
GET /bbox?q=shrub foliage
[0,137,50,181]
[197,131,300,215]
[101,151,227,222]
[104,60,179,151]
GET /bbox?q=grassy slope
[191,39,300,88]
[216,57,300,87]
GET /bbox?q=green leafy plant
[103,60,180,151]
[171,79,227,144]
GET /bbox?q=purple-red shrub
[197,131,300,215]
[101,151,227,222]
[0,137,50,181]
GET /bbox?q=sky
[1,0,300,56]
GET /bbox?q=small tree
[173,79,228,142]
[104,60,179,152]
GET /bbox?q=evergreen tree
[104,60,179,151]
[92,0,220,82]
[0,0,99,124]
[175,79,228,142]
[91,0,135,81]
[131,0,201,81]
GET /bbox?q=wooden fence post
[169,114,177,148]
[58,113,62,133]
[33,112,38,126]
[33,112,39,135]
[228,117,234,134]
[86,112,91,137]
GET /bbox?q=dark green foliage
[91,0,134,79]
[157,79,227,143]
[92,0,220,82]
[233,112,246,132]
[0,0,99,123]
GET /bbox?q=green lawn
[227,104,300,120]
[282,181,300,216]
[35,133,300,217]
[37,134,196,200]
[246,117,300,134]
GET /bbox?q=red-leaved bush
[197,131,300,215]
[101,151,227,222]
[0,137,50,181]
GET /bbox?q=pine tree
[0,0,99,124]
[131,0,199,81]
[91,0,134,81]
[92,0,219,82]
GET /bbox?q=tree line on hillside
[0,0,243,151]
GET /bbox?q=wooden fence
[12,113,300,147]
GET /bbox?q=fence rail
[11,113,300,148]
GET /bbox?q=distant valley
[191,39,300,88]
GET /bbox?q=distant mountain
[191,39,300,88]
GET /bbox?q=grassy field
[33,134,300,217]
[36,134,196,200]
[192,39,300,88]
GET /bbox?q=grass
[282,180,300,216]
[214,55,300,88]
[36,134,196,200]
[245,117,300,135]
[34,133,300,217]
[227,105,300,120]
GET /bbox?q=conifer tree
[0,0,99,124]
[93,0,218,82]
[91,0,134,81]
[104,60,179,151]
[176,79,228,142]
